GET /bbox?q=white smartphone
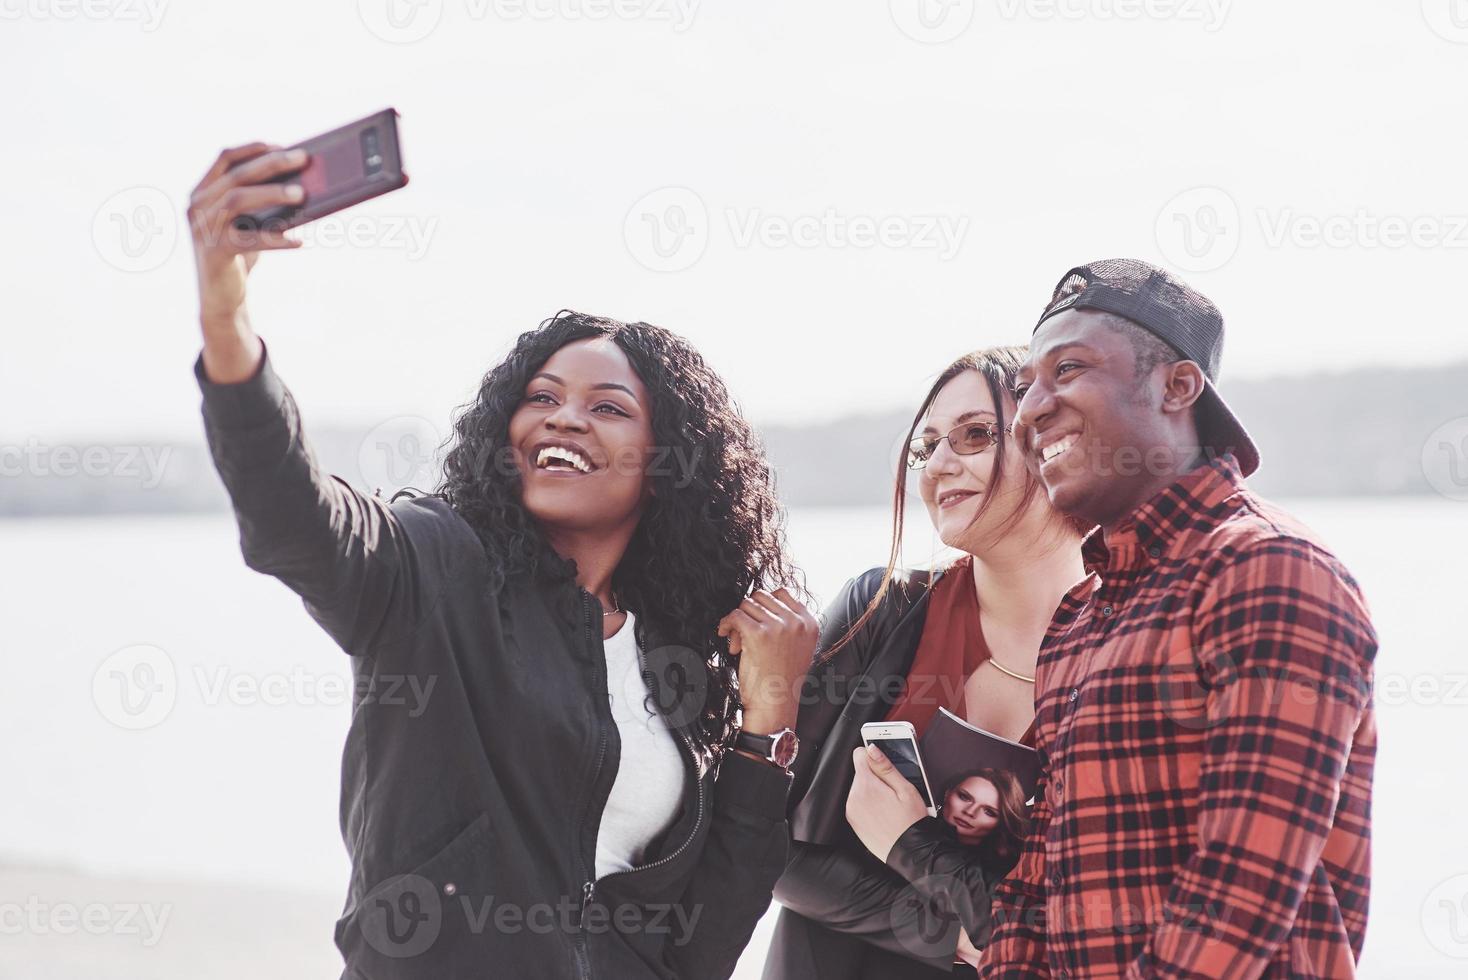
[860,721,938,817]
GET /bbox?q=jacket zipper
[572,589,612,980]
[576,614,710,959]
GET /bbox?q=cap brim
[1196,378,1259,478]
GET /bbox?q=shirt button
[443,882,457,896]
[1068,688,1079,702]
[1101,604,1114,616]
[1050,872,1063,888]
[1148,546,1161,559]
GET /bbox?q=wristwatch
[736,727,799,769]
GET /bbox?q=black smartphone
[233,108,408,231]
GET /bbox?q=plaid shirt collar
[1081,453,1248,575]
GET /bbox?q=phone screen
[869,736,933,808]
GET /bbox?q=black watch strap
[736,727,798,768]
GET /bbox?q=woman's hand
[717,587,818,735]
[955,926,982,968]
[187,142,309,383]
[846,744,928,863]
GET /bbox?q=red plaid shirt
[979,456,1377,980]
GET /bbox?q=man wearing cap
[979,259,1377,979]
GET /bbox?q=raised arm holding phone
[186,124,820,980]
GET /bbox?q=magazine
[919,707,1043,803]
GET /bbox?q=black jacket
[196,347,791,980]
[762,567,1002,979]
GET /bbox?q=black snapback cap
[1033,258,1260,477]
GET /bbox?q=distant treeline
[3,362,1464,517]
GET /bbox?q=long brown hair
[938,767,1030,872]
[817,346,1048,663]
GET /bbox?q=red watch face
[770,729,798,768]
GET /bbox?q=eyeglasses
[906,421,1012,470]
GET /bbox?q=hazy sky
[5,0,1466,445]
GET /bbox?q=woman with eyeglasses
[761,347,1090,979]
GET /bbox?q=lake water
[2,500,1464,977]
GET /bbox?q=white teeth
[1041,437,1078,464]
[536,446,592,473]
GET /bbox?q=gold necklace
[986,656,1035,684]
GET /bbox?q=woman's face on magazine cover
[918,370,1027,551]
[944,775,1001,845]
[508,337,657,534]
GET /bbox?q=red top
[884,555,1037,747]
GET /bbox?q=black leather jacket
[763,567,1006,979]
[196,347,791,980]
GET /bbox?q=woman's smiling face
[507,337,657,534]
[917,370,1027,551]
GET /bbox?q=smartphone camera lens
[361,128,383,175]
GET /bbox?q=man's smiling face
[1011,309,1197,529]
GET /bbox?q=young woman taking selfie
[188,142,819,980]
[762,347,1089,979]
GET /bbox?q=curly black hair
[434,310,802,759]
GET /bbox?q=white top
[594,611,688,879]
